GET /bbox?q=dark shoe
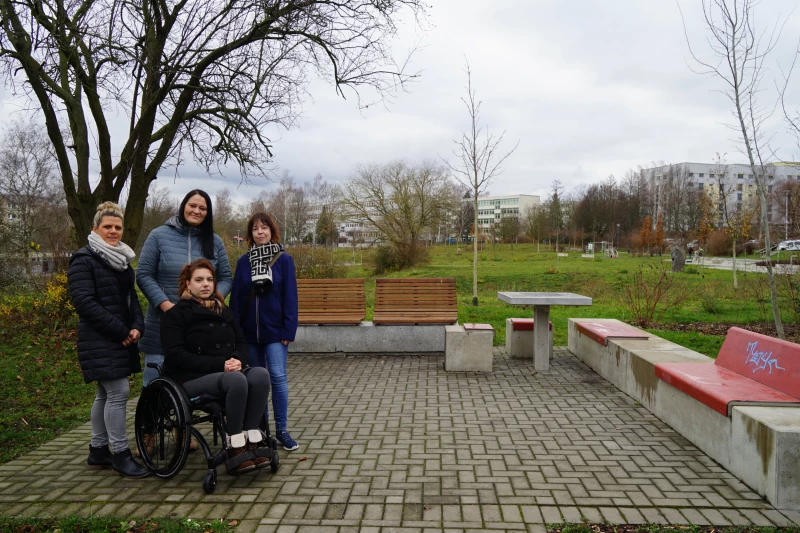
[87,445,113,469]
[246,441,271,469]
[276,431,298,451]
[225,446,256,475]
[112,449,150,479]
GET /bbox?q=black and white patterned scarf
[248,242,283,295]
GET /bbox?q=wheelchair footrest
[224,449,257,476]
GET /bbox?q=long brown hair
[246,212,280,247]
[177,258,219,298]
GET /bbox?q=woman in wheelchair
[159,259,273,475]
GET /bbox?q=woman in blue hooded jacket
[230,212,299,451]
[137,190,233,386]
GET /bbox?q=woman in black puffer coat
[67,202,149,479]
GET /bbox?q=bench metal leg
[533,305,551,372]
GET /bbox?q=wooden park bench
[297,279,366,325]
[373,278,458,325]
[655,327,800,415]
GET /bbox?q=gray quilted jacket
[136,216,233,354]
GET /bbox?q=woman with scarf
[230,212,299,451]
[160,259,272,475]
[67,202,149,478]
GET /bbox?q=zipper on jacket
[187,229,192,262]
[255,295,260,343]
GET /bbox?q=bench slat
[297,279,366,325]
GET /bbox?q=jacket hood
[165,215,188,233]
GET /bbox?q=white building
[643,162,800,225]
[473,194,540,231]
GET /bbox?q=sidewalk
[1,348,798,532]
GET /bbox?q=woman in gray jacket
[137,189,233,389]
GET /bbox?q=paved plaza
[2,348,799,532]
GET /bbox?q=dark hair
[178,258,218,297]
[178,190,215,259]
[246,212,281,247]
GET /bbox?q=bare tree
[136,184,178,252]
[442,61,518,305]
[341,161,455,268]
[0,121,68,287]
[680,0,785,338]
[0,0,426,249]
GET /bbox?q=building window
[738,173,744,179]
[699,173,705,177]
[689,173,694,177]
[737,193,742,200]
[698,183,704,189]
[737,184,743,191]
[768,185,773,192]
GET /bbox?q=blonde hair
[93,201,124,228]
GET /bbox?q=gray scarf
[87,232,136,271]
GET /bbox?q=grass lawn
[0,516,233,533]
[0,244,787,464]
[336,244,777,355]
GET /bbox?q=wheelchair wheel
[270,450,279,473]
[202,469,217,494]
[135,377,192,479]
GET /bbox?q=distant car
[777,240,800,251]
[744,239,760,252]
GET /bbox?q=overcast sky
[4,0,800,205]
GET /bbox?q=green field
[0,244,789,464]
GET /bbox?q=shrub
[707,230,732,256]
[623,265,688,327]
[288,245,346,279]
[699,281,725,315]
[0,271,76,330]
[683,265,699,275]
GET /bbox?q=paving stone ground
[2,347,799,533]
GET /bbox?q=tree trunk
[473,194,479,306]
[732,240,738,290]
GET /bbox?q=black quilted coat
[160,299,248,384]
[67,247,145,383]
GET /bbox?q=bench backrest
[716,327,800,398]
[297,279,366,325]
[373,278,458,324]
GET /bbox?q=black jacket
[160,299,248,383]
[67,247,145,383]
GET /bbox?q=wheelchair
[134,365,280,493]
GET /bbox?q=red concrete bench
[505,318,552,359]
[655,327,800,416]
[509,318,552,331]
[574,319,649,346]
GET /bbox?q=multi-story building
[642,162,800,227]
[472,194,541,232]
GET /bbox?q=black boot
[87,445,113,469]
[112,449,150,479]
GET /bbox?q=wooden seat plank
[373,278,458,325]
[297,278,366,325]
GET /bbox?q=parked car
[777,240,800,251]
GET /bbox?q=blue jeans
[142,353,164,386]
[247,342,289,432]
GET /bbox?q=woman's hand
[122,329,142,347]
[224,358,242,372]
[281,340,291,346]
[159,301,175,313]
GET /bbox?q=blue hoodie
[230,251,298,345]
[136,216,233,354]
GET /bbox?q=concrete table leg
[533,305,550,371]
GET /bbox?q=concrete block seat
[568,319,800,511]
[446,323,494,372]
[506,318,553,359]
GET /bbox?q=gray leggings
[181,367,270,436]
[91,377,131,453]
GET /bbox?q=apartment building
[473,194,541,231]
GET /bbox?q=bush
[0,271,76,330]
[707,230,732,256]
[623,266,688,327]
[287,245,346,279]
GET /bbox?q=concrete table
[498,292,592,371]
